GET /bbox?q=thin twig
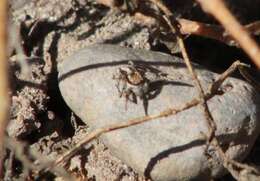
[209,61,249,93]
[11,23,30,77]
[246,21,260,36]
[196,0,260,69]
[151,0,216,148]
[178,18,227,42]
[4,150,14,180]
[0,0,10,175]
[178,19,260,47]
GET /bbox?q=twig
[246,21,260,36]
[4,150,14,181]
[171,17,217,142]
[209,61,249,93]
[11,23,30,77]
[195,0,260,69]
[0,0,10,175]
[178,18,226,41]
[151,0,216,149]
[178,19,260,47]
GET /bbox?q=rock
[58,44,260,180]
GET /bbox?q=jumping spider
[113,61,167,115]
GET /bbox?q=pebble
[58,44,260,180]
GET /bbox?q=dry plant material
[0,0,10,174]
[96,0,120,8]
[149,0,217,146]
[178,18,224,40]
[177,19,260,47]
[196,0,260,69]
[134,12,157,27]
[246,21,260,36]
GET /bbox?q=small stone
[58,44,260,180]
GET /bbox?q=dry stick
[178,19,260,47]
[12,24,30,77]
[0,0,10,175]
[246,21,260,36]
[4,150,14,180]
[151,0,216,150]
[166,16,217,142]
[178,18,227,42]
[196,0,260,69]
[209,61,248,93]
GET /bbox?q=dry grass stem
[11,24,30,77]
[246,21,260,36]
[209,61,248,93]
[178,18,226,42]
[196,0,260,69]
[151,0,217,147]
[178,19,260,47]
[0,0,10,174]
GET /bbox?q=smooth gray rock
[58,44,260,181]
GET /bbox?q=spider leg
[128,90,137,104]
[121,80,128,97]
[115,78,127,98]
[115,82,122,97]
[124,90,133,110]
[124,89,138,111]
[124,89,131,111]
[125,93,129,111]
[139,89,149,115]
[143,95,149,115]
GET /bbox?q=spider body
[113,61,165,114]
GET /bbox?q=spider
[113,61,165,115]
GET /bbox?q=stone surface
[58,44,260,181]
